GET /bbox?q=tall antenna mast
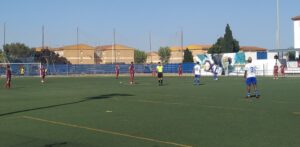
[276,0,280,50]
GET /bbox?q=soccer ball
[120,82,122,84]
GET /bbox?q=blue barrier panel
[43,63,196,75]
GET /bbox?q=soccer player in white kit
[193,62,201,85]
[211,64,219,80]
[244,57,259,98]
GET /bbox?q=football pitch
[0,76,300,147]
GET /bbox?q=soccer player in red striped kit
[40,65,46,83]
[128,62,135,84]
[5,64,12,89]
[178,63,183,77]
[115,64,120,79]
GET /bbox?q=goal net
[0,63,42,76]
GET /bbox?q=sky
[0,0,300,51]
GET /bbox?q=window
[257,52,267,60]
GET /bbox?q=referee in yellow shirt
[20,66,25,76]
[156,62,164,86]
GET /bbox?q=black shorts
[157,72,163,78]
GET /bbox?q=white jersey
[205,62,211,71]
[245,63,256,78]
[212,64,217,72]
[194,64,201,75]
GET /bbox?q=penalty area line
[21,116,192,147]
[293,112,300,115]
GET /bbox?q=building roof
[147,52,159,56]
[292,16,300,21]
[61,44,94,50]
[170,44,212,51]
[170,46,184,51]
[96,44,135,51]
[240,46,267,52]
[50,44,94,51]
[34,46,51,51]
[268,48,300,52]
[186,44,211,50]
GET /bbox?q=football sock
[255,90,259,96]
[247,93,251,97]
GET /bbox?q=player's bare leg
[130,74,134,84]
[41,76,45,83]
[5,80,11,89]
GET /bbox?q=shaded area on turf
[0,93,133,117]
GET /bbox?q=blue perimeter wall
[0,63,196,76]
[47,63,195,75]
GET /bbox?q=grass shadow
[0,93,133,117]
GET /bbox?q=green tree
[158,46,171,64]
[183,48,194,62]
[4,43,33,62]
[232,39,240,53]
[34,48,71,64]
[208,37,223,54]
[0,50,4,63]
[223,24,234,52]
[134,49,147,64]
[209,24,240,53]
[285,51,296,61]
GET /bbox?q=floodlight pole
[113,28,116,64]
[3,23,6,48]
[42,25,45,50]
[149,32,152,63]
[181,27,184,52]
[77,27,79,64]
[276,0,280,50]
[181,27,184,62]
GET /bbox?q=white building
[292,16,300,59]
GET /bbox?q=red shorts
[130,72,134,77]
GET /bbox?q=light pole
[149,32,152,63]
[276,0,280,50]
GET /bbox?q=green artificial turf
[0,76,300,147]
